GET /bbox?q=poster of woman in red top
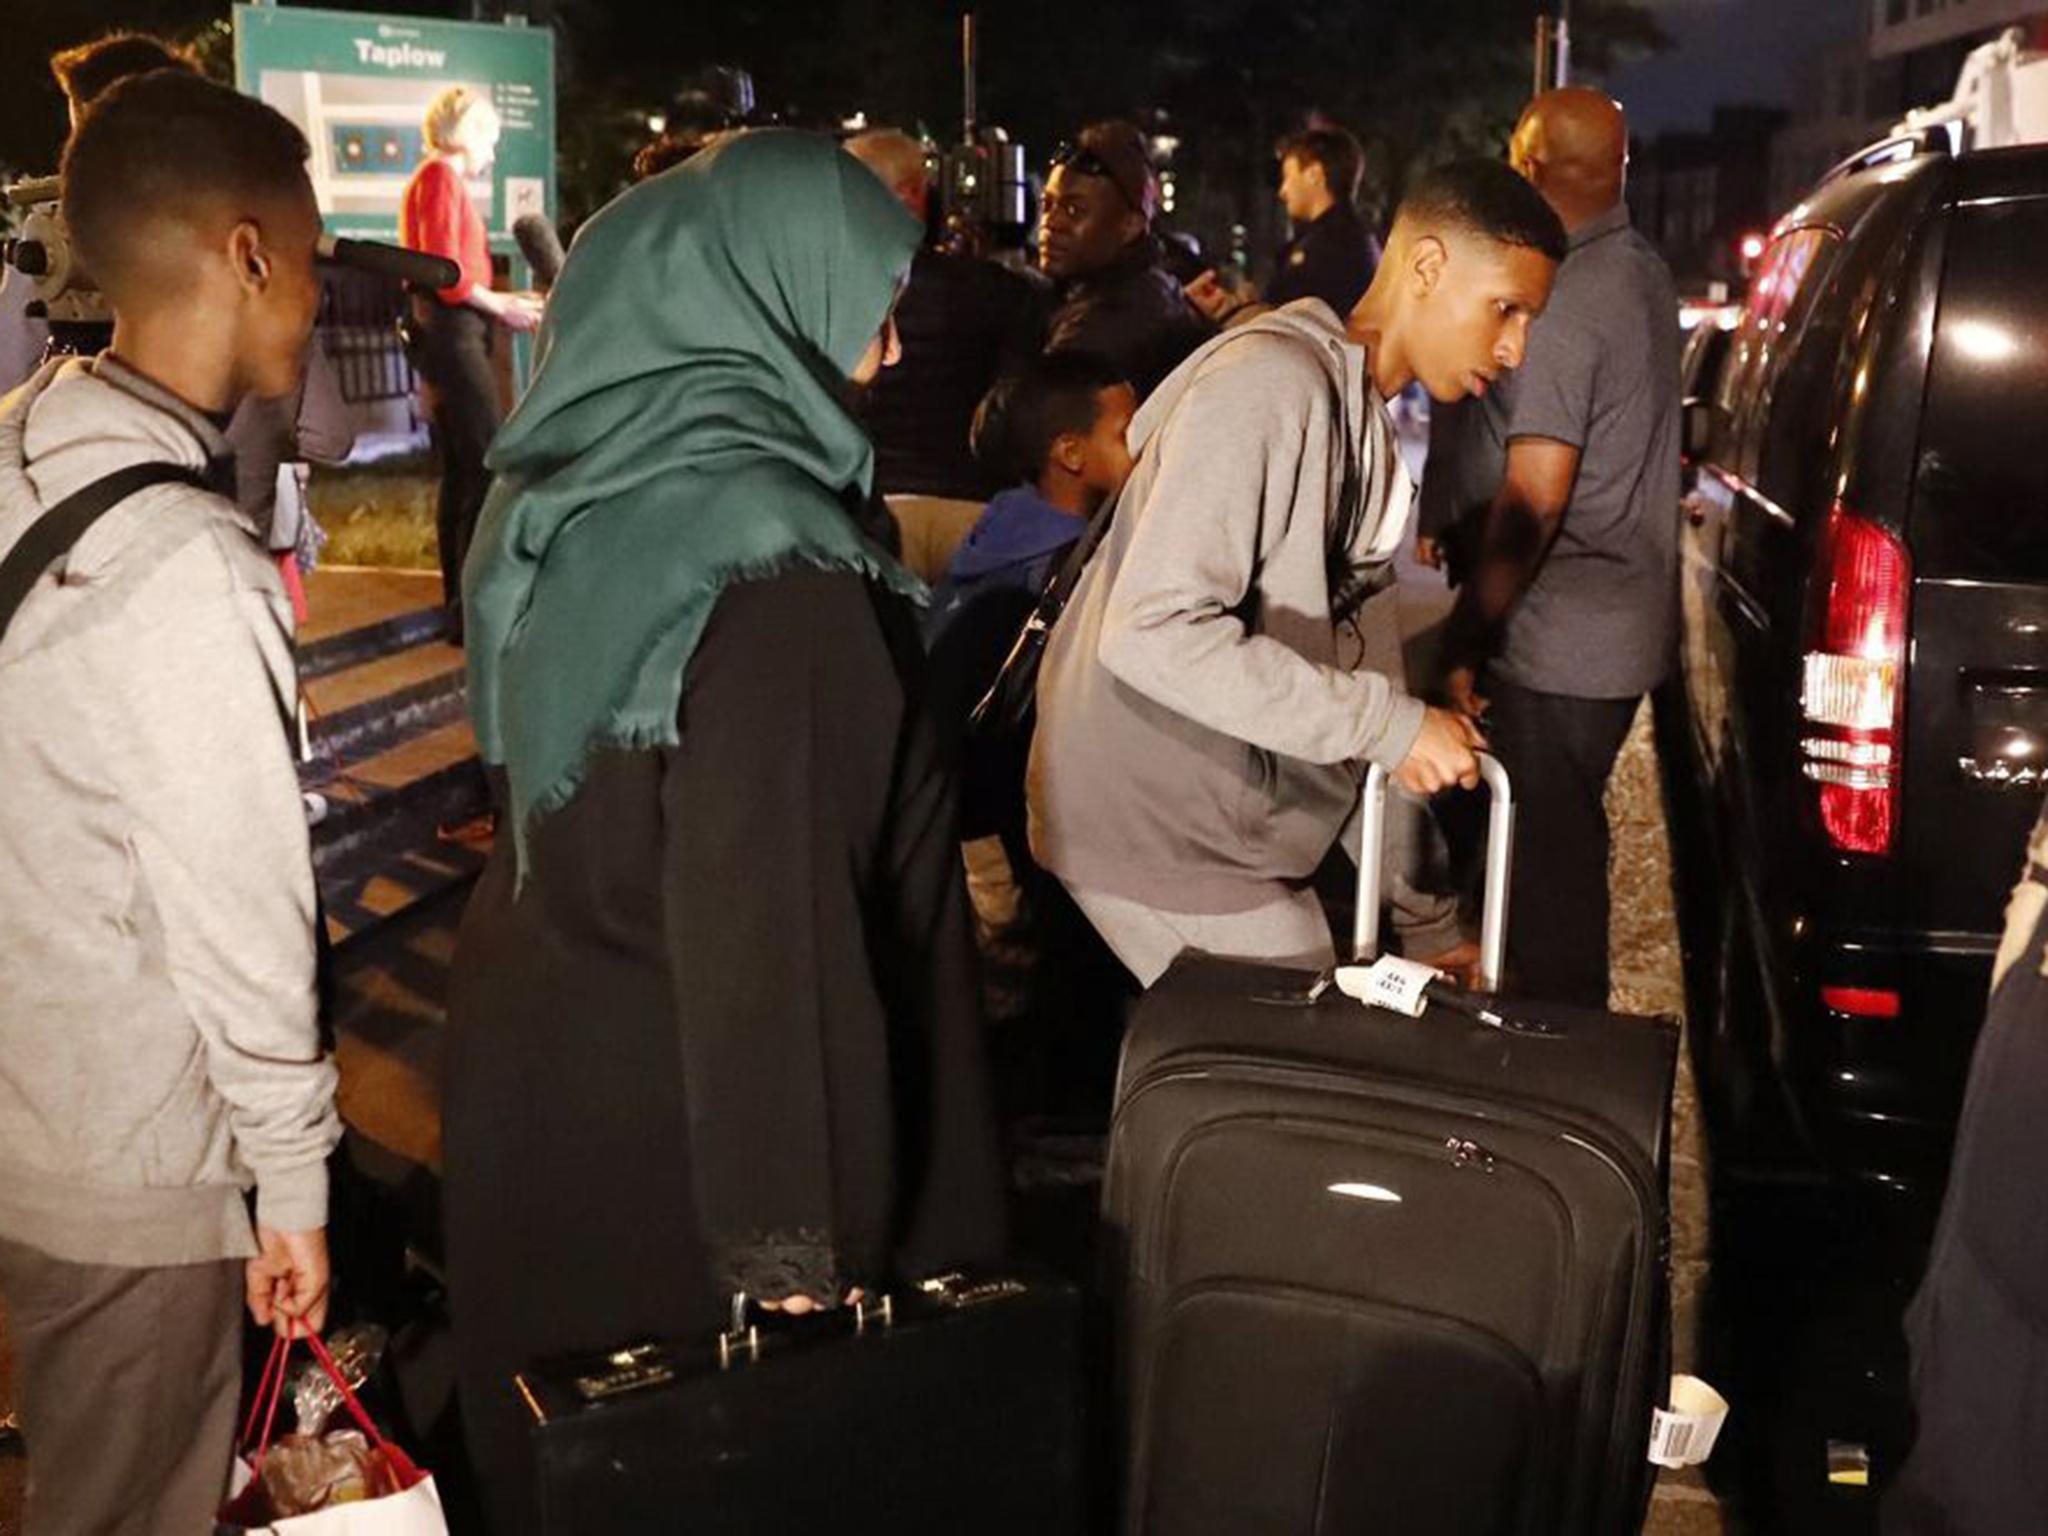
[401,84,541,643]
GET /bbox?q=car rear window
[1914,199,2048,580]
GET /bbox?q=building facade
[1629,106,1788,288]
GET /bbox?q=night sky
[1599,0,1866,137]
[0,0,1873,179]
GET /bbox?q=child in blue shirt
[925,350,1135,863]
[925,351,1136,652]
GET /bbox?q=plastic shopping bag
[217,1327,447,1535]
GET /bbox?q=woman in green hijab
[442,131,1005,1528]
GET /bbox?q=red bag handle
[239,1333,290,1458]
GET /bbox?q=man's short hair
[972,351,1127,486]
[1278,126,1365,206]
[1397,158,1568,264]
[49,32,195,110]
[62,71,311,298]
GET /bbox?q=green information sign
[233,4,555,249]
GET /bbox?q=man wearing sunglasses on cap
[1038,121,1210,400]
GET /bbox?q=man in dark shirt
[1432,88,1681,1008]
[848,129,1045,500]
[1267,125,1381,315]
[1188,123,1380,327]
[1038,121,1210,400]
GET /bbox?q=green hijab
[462,130,923,869]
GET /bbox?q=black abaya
[443,568,1006,1534]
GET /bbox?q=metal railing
[318,268,416,406]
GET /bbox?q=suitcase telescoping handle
[1353,752,1514,994]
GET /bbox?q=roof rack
[1811,125,1957,194]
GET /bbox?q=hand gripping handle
[1353,753,1514,994]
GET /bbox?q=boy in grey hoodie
[1030,161,1567,984]
[0,74,339,1531]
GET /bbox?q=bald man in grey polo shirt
[1426,88,1680,1007]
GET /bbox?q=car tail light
[1801,504,1910,856]
[1820,984,1902,1019]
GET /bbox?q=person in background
[0,33,196,399]
[925,350,1135,657]
[1038,121,1209,400]
[1884,800,2048,1536]
[1189,122,1381,327]
[924,352,1140,1122]
[926,350,1136,841]
[400,84,541,643]
[0,72,339,1533]
[49,29,189,129]
[445,133,1004,1534]
[1431,88,1681,1009]
[225,338,354,622]
[847,128,1046,506]
[0,263,47,401]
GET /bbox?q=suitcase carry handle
[720,1288,899,1367]
[1353,752,1514,994]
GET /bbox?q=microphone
[512,213,566,287]
[316,234,460,292]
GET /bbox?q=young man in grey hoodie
[0,74,339,1530]
[1029,160,1567,985]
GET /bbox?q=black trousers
[415,303,502,632]
[1482,679,1639,1010]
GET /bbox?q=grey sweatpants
[1067,775,1464,990]
[0,1234,241,1536]
[1068,882,1339,987]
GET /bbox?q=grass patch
[310,454,439,570]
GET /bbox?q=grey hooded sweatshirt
[0,356,338,1268]
[1029,300,1425,915]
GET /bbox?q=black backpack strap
[0,462,209,647]
[964,484,1120,736]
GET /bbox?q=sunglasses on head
[1048,141,1135,209]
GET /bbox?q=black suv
[1664,135,2048,1523]
[1672,135,2048,1198]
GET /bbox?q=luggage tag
[1647,1374,1730,1468]
[1342,957,1552,1034]
[1248,960,1434,1012]
[1334,956,1435,1016]
[1252,958,1559,1036]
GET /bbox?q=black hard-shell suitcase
[1104,756,1678,1535]
[518,1271,1088,1534]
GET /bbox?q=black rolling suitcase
[517,1271,1088,1534]
[1104,756,1678,1536]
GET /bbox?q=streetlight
[1535,0,1570,93]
